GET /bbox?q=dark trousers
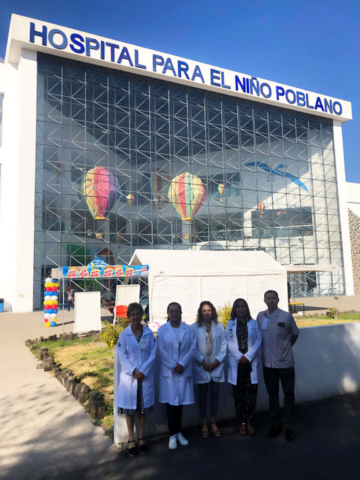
[67,300,73,311]
[198,380,220,419]
[263,366,295,428]
[166,404,183,436]
[232,364,258,423]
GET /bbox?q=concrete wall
[296,295,360,313]
[113,322,360,445]
[333,121,354,296]
[347,183,360,295]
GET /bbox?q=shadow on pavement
[50,392,360,480]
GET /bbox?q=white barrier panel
[113,322,360,445]
[73,292,101,333]
[113,285,140,324]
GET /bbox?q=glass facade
[34,53,344,308]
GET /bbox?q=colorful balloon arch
[43,278,59,327]
[80,166,120,220]
[168,172,207,221]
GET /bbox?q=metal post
[62,277,65,334]
[113,344,119,445]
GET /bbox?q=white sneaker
[177,432,189,446]
[169,434,177,449]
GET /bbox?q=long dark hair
[196,301,218,326]
[166,302,182,322]
[231,298,252,321]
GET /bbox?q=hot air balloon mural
[80,167,120,220]
[126,194,135,207]
[218,183,225,196]
[258,202,265,219]
[151,171,170,209]
[168,172,207,221]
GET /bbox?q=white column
[0,49,37,312]
[333,120,354,296]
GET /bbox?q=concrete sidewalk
[52,392,360,480]
[0,311,115,480]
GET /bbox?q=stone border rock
[25,332,107,420]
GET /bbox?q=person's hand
[137,371,145,381]
[174,363,184,374]
[240,355,249,364]
[202,360,210,371]
[133,369,144,380]
[209,360,220,371]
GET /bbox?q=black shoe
[128,440,139,457]
[268,425,282,438]
[139,443,149,454]
[285,428,295,441]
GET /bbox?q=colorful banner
[51,265,149,279]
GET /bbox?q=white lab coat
[191,322,227,384]
[226,319,262,385]
[157,322,196,406]
[117,325,157,410]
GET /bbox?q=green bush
[217,302,232,328]
[99,318,130,350]
[327,308,338,320]
[327,297,339,319]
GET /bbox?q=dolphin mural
[243,161,308,193]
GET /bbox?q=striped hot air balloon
[80,167,119,220]
[126,194,135,207]
[168,172,206,221]
[151,171,170,209]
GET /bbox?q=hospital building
[0,14,359,313]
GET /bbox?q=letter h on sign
[30,22,47,46]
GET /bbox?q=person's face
[202,304,212,321]
[264,293,279,310]
[129,309,143,325]
[168,304,181,323]
[235,301,248,319]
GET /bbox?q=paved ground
[0,311,115,480]
[1,311,360,480]
[51,392,360,480]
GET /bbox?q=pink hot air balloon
[80,167,120,220]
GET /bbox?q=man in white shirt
[257,290,300,441]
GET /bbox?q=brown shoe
[240,423,247,437]
[201,424,210,439]
[210,423,222,438]
[247,422,255,436]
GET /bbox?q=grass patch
[296,314,360,328]
[299,312,360,320]
[30,337,94,359]
[28,336,115,434]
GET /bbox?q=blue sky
[1,0,359,182]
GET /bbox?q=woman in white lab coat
[191,301,227,439]
[157,302,196,450]
[226,298,262,437]
[117,303,157,456]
